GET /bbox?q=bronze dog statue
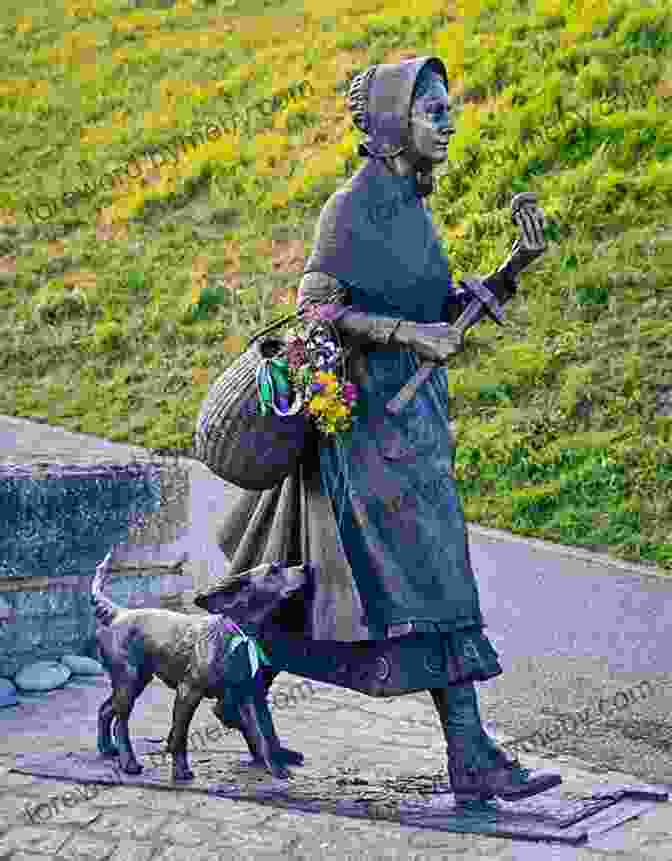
[92,548,309,781]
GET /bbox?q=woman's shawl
[303,56,457,323]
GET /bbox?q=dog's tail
[91,548,122,626]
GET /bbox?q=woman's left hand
[512,198,548,259]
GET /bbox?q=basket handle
[246,312,298,348]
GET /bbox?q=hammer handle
[385,192,540,417]
[384,307,475,416]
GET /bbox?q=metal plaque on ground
[12,741,669,846]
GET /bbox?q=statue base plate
[12,741,669,846]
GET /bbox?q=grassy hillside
[0,0,670,570]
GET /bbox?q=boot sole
[494,773,563,802]
[454,790,496,804]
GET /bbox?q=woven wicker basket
[194,315,314,491]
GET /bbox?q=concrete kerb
[23,80,314,225]
[118,441,667,581]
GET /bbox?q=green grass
[0,0,670,571]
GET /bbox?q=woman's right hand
[393,321,464,363]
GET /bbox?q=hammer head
[511,191,538,225]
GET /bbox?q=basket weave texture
[194,334,312,491]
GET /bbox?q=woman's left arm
[439,265,518,326]
[440,195,547,329]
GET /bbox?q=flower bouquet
[256,306,359,437]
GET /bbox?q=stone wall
[0,461,194,680]
[0,558,194,679]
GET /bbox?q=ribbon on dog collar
[224,618,271,678]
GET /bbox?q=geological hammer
[386,192,540,416]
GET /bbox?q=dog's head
[195,561,311,627]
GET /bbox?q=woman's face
[409,75,456,164]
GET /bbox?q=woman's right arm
[297,272,462,362]
[297,271,402,347]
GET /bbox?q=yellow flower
[324,401,348,420]
[316,370,337,385]
[316,372,339,395]
[308,395,329,414]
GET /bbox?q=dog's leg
[238,695,291,780]
[97,694,118,757]
[213,673,304,766]
[255,686,304,766]
[166,685,203,782]
[111,671,152,775]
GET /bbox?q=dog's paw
[173,767,195,782]
[270,763,292,780]
[250,747,304,767]
[275,747,304,766]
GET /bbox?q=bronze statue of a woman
[196,56,561,803]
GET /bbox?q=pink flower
[303,303,348,323]
[343,382,358,404]
[285,337,307,368]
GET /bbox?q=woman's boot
[430,683,562,803]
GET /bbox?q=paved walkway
[1,415,670,859]
[1,675,671,861]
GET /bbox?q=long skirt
[196,348,502,697]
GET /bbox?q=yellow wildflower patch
[52,32,100,66]
[221,334,247,355]
[47,241,68,258]
[445,224,467,239]
[64,0,99,18]
[453,0,483,19]
[15,16,34,35]
[657,79,672,100]
[110,11,165,34]
[0,79,49,99]
[565,0,612,37]
[192,367,210,385]
[190,256,209,306]
[141,107,179,133]
[79,125,121,146]
[173,0,198,14]
[435,22,467,80]
[534,0,564,17]
[235,15,311,50]
[145,29,232,54]
[304,0,386,14]
[252,131,291,176]
[95,221,128,242]
[373,0,446,24]
[63,270,97,291]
